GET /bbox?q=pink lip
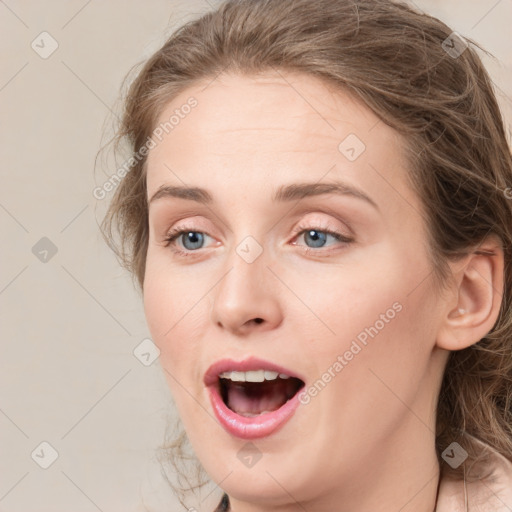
[204,357,306,440]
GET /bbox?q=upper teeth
[219,370,291,382]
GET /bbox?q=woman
[100,0,512,510]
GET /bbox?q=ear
[436,236,505,351]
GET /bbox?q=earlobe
[436,239,504,352]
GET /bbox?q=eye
[163,228,215,257]
[162,223,354,258]
[291,223,354,255]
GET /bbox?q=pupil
[183,232,203,250]
[306,229,326,248]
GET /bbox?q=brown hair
[99,0,512,505]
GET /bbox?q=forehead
[150,71,385,152]
[145,71,409,204]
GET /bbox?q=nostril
[253,318,263,324]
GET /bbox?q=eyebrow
[148,181,378,210]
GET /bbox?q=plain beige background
[0,1,511,511]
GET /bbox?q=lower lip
[207,383,302,440]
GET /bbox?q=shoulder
[436,434,512,511]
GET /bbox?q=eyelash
[162,223,354,258]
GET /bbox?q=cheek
[143,253,212,394]
[143,257,190,366]
[281,261,406,353]
[318,272,437,424]
[143,272,172,352]
[295,246,436,397]
[296,288,436,481]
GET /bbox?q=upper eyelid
[163,211,352,235]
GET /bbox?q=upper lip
[204,357,306,387]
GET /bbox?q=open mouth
[218,370,305,417]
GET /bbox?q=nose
[211,245,283,335]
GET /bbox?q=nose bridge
[216,235,267,311]
[211,234,282,331]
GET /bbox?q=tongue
[225,379,297,417]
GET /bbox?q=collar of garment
[215,434,512,511]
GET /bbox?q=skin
[143,71,504,512]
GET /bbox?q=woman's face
[144,71,449,508]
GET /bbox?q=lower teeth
[237,410,273,417]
